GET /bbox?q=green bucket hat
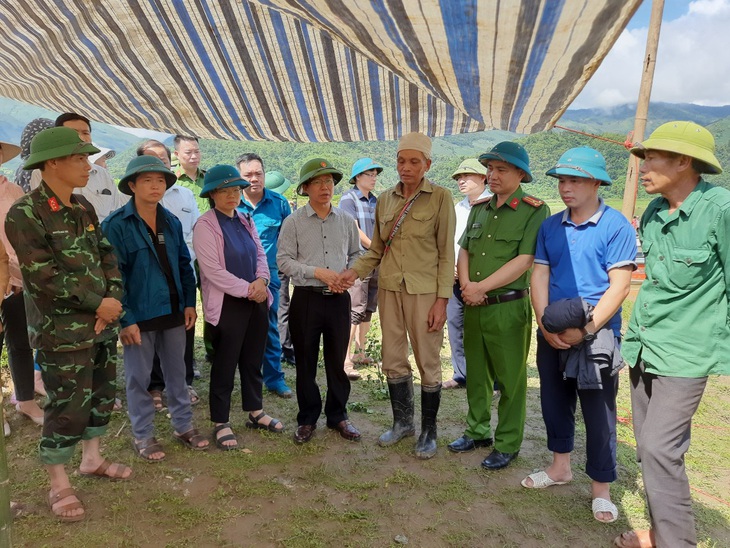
[200,164,250,198]
[265,171,292,194]
[478,141,533,182]
[451,158,488,180]
[297,158,343,196]
[630,121,722,174]
[118,156,177,196]
[23,127,100,170]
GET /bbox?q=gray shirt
[277,203,361,287]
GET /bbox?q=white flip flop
[520,470,570,489]
[592,497,619,523]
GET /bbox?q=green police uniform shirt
[5,181,123,352]
[622,179,730,377]
[459,186,549,294]
[174,166,208,213]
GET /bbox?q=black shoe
[447,435,493,453]
[481,449,519,470]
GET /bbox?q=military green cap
[24,127,100,170]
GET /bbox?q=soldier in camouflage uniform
[5,127,132,523]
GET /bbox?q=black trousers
[148,325,195,391]
[208,294,268,423]
[0,291,35,401]
[289,287,350,426]
[278,271,295,362]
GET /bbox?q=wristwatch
[582,329,596,342]
[257,277,270,287]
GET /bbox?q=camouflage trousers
[36,338,117,465]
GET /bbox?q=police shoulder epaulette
[522,195,544,208]
[470,196,492,207]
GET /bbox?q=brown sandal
[174,428,209,450]
[149,390,163,412]
[79,459,133,480]
[48,487,85,523]
[132,437,166,462]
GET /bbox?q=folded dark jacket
[542,297,624,390]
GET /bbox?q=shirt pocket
[378,211,395,237]
[409,206,436,239]
[670,247,711,290]
[493,229,523,261]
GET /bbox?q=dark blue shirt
[215,209,257,282]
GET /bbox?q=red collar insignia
[48,197,61,212]
[509,197,520,209]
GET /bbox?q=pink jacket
[193,209,272,326]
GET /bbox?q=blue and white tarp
[0,0,641,141]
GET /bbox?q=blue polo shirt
[238,188,291,286]
[534,200,637,336]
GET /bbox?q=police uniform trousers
[36,338,117,465]
[379,284,442,387]
[536,336,619,483]
[630,361,708,548]
[463,297,530,452]
[289,287,350,426]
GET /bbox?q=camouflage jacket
[5,181,123,351]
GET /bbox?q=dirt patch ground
[3,317,730,547]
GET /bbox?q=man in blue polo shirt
[525,147,636,525]
[237,154,293,398]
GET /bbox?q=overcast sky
[571,0,730,109]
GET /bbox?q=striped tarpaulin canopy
[0,0,641,142]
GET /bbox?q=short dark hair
[55,112,91,129]
[173,135,199,150]
[137,139,171,162]
[235,153,265,172]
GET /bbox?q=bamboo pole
[0,394,12,547]
[622,0,665,220]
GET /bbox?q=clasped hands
[314,268,359,293]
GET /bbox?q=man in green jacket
[5,127,132,523]
[616,122,730,548]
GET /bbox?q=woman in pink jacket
[193,165,284,450]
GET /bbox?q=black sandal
[246,411,284,433]
[213,423,238,451]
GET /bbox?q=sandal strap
[249,411,266,424]
[135,437,164,455]
[50,487,78,504]
[213,422,232,435]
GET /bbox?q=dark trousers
[148,325,195,391]
[290,287,350,426]
[536,336,619,483]
[0,291,35,401]
[37,338,117,465]
[278,271,295,362]
[208,295,268,423]
[630,362,707,547]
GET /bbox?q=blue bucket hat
[349,158,383,184]
[200,164,250,198]
[118,155,176,196]
[478,141,533,182]
[546,146,612,186]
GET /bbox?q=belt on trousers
[482,288,529,306]
[296,285,335,296]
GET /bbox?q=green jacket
[5,181,123,351]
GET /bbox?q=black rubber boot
[414,384,441,459]
[378,375,415,447]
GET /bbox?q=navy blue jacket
[102,200,196,327]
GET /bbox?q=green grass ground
[1,299,728,547]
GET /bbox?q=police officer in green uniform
[5,127,132,522]
[449,142,549,470]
